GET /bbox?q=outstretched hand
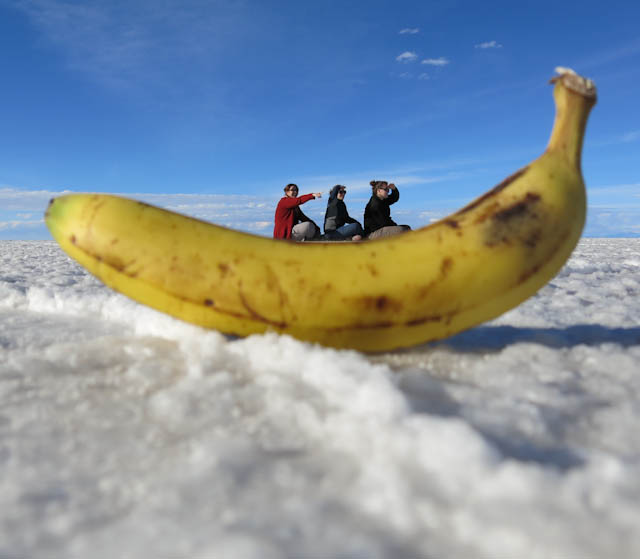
[313,192,322,198]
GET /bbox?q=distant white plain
[1,239,639,558]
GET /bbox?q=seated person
[273,183,322,241]
[364,181,411,239]
[323,185,363,241]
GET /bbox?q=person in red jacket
[273,184,322,240]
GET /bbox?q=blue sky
[1,0,639,239]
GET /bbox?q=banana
[45,68,596,352]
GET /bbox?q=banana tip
[551,67,597,99]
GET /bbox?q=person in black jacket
[323,185,364,241]
[363,180,411,239]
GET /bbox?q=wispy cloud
[475,40,503,49]
[588,182,640,197]
[6,173,639,240]
[399,28,419,35]
[419,210,449,224]
[576,37,640,71]
[0,186,69,211]
[620,130,640,143]
[396,51,418,63]
[591,130,640,147]
[0,220,45,232]
[421,57,449,66]
[585,207,640,237]
[11,0,248,95]
[293,169,469,197]
[0,186,279,239]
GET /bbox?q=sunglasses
[338,189,346,194]
[288,188,299,192]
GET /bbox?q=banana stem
[546,69,597,170]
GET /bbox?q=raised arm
[278,193,317,209]
[387,184,400,205]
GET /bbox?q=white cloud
[0,186,71,211]
[11,0,249,95]
[0,220,45,232]
[419,210,448,223]
[418,73,430,80]
[396,51,418,63]
[399,28,419,35]
[585,207,640,237]
[620,130,640,143]
[0,186,280,239]
[8,167,636,240]
[475,40,503,49]
[591,130,640,147]
[421,57,449,66]
[588,183,640,197]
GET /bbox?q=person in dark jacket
[363,180,411,239]
[323,185,364,241]
[273,183,322,240]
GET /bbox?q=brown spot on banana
[238,291,287,329]
[441,257,453,274]
[349,295,404,313]
[406,314,443,327]
[329,321,395,332]
[473,202,501,225]
[89,248,139,275]
[484,192,543,248]
[523,229,542,249]
[45,198,55,218]
[330,309,453,331]
[493,193,541,223]
[415,257,454,300]
[175,291,271,326]
[517,228,571,284]
[457,167,530,215]
[518,263,542,285]
[89,198,106,221]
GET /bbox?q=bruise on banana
[339,256,454,329]
[483,192,543,248]
[327,309,451,332]
[173,291,281,329]
[239,291,287,329]
[456,167,530,216]
[68,232,143,277]
[360,295,404,312]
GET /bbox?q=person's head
[284,183,299,197]
[336,185,347,199]
[370,180,389,199]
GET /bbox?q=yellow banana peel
[45,68,597,352]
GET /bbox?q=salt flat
[1,239,639,558]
